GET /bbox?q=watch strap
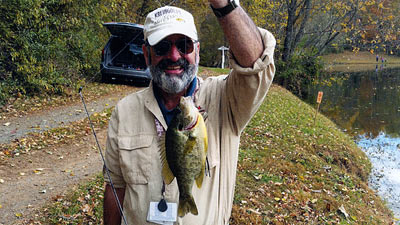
[211,0,238,18]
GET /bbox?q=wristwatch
[211,0,239,18]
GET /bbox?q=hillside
[231,85,393,224]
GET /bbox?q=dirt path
[0,86,141,225]
[0,88,137,144]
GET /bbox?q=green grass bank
[36,84,394,224]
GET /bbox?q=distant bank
[322,50,400,72]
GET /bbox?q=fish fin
[158,134,175,185]
[178,196,198,217]
[195,162,205,188]
[197,113,208,156]
[199,114,209,179]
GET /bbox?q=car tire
[101,74,111,83]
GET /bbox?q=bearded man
[103,0,276,224]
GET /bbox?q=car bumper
[100,64,152,81]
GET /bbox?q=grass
[36,84,394,224]
[41,174,105,224]
[198,66,230,77]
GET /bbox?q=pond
[304,66,400,219]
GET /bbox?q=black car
[100,22,151,85]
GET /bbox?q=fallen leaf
[15,213,22,217]
[338,205,349,218]
[247,208,262,215]
[0,179,4,183]
[19,172,25,176]
[4,122,10,126]
[326,203,331,211]
[82,204,91,212]
[40,189,46,194]
[253,174,262,180]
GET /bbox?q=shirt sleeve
[103,106,126,188]
[224,27,276,134]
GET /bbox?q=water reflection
[305,66,400,218]
[307,67,400,138]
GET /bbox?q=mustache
[157,58,189,70]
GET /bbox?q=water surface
[305,66,400,218]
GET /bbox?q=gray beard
[150,62,198,94]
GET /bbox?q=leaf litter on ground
[8,81,395,224]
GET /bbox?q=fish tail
[178,196,198,217]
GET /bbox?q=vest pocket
[118,134,153,184]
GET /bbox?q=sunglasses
[151,38,197,56]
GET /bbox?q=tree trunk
[282,0,297,62]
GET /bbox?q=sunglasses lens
[176,39,194,54]
[154,41,171,56]
[153,38,195,56]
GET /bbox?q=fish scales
[162,96,208,217]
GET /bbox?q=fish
[160,96,208,217]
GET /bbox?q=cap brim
[147,26,198,46]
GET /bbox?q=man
[103,0,276,224]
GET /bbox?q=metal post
[218,46,229,69]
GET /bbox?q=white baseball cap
[144,6,198,46]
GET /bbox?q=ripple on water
[357,132,400,219]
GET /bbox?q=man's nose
[166,44,181,62]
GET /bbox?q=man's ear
[142,44,150,66]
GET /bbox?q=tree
[245,0,364,61]
[350,0,400,56]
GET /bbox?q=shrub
[274,53,324,98]
[0,0,112,107]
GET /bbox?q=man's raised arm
[209,0,264,67]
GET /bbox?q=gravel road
[0,94,126,144]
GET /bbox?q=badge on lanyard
[147,201,177,224]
